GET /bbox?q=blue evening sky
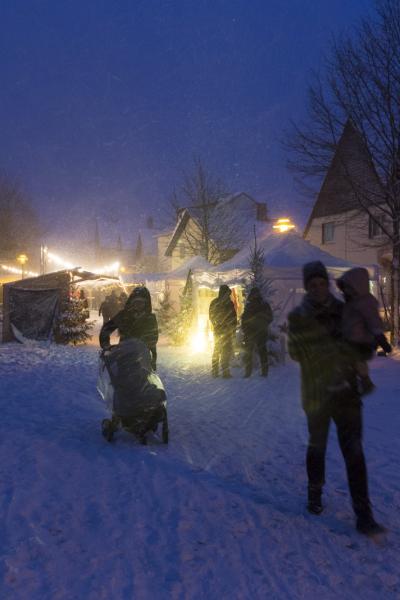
[0,0,373,240]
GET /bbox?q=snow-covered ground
[0,335,399,599]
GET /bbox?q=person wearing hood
[337,267,391,395]
[99,286,159,370]
[241,287,273,377]
[288,261,384,537]
[209,285,237,378]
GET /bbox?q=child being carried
[337,267,391,395]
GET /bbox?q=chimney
[256,203,268,221]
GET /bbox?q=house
[162,192,269,271]
[303,121,392,276]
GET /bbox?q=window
[322,222,335,244]
[368,215,386,239]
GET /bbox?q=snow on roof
[212,231,355,271]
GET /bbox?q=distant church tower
[94,218,101,261]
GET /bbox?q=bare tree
[169,158,241,264]
[285,0,400,343]
[0,174,42,257]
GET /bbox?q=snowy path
[0,342,399,599]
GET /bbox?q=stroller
[97,338,168,444]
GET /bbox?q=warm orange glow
[272,218,296,233]
[17,253,28,265]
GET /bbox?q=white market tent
[193,232,374,323]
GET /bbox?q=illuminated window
[322,222,335,243]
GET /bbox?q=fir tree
[55,292,93,345]
[157,283,177,340]
[245,227,282,365]
[171,270,194,345]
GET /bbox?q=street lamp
[272,218,296,233]
[17,254,28,279]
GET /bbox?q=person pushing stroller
[100,286,159,370]
[98,286,167,444]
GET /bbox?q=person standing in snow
[79,289,90,320]
[118,291,128,312]
[99,295,112,325]
[288,261,384,536]
[336,267,391,395]
[241,287,273,377]
[99,286,159,370]
[108,290,120,320]
[209,285,237,378]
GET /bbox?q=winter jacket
[99,299,111,320]
[288,294,357,411]
[209,295,237,337]
[242,295,273,340]
[337,268,389,355]
[100,287,158,350]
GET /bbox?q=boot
[307,485,323,515]
[243,367,252,378]
[211,364,219,378]
[222,369,232,379]
[260,365,268,377]
[356,514,386,536]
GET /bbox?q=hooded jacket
[337,268,383,347]
[241,288,273,339]
[209,285,237,336]
[99,287,158,350]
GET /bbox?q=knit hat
[302,261,329,289]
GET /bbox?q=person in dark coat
[79,289,90,319]
[100,286,159,370]
[118,291,128,312]
[99,295,112,325]
[108,290,120,320]
[288,260,384,536]
[241,287,273,377]
[209,285,237,378]
[336,267,391,395]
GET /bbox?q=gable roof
[303,121,382,237]
[165,192,268,257]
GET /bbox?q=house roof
[303,121,382,237]
[165,192,269,257]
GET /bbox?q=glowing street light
[17,254,29,279]
[272,218,296,233]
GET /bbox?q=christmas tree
[157,283,177,340]
[245,227,282,365]
[55,291,93,345]
[171,270,194,345]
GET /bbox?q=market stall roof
[212,231,354,271]
[194,232,367,287]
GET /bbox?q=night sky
[0,0,373,242]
